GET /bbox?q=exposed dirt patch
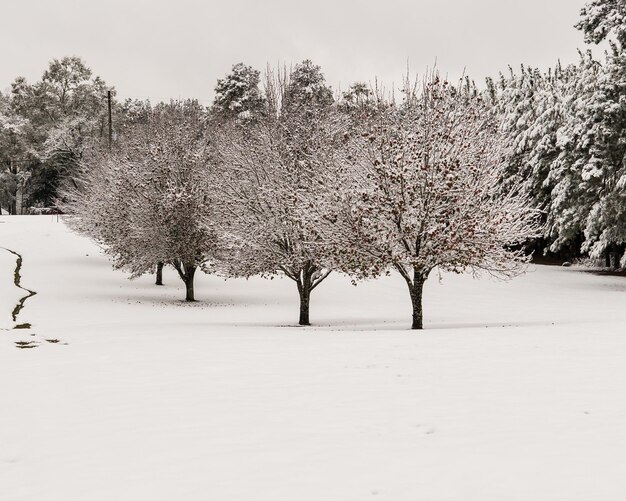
[1,247,37,326]
[14,340,39,349]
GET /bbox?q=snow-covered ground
[1,215,626,501]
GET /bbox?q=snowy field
[1,215,626,501]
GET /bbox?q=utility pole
[107,90,113,151]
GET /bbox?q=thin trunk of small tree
[155,262,164,286]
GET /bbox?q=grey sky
[1,0,591,103]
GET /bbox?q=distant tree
[116,98,152,130]
[329,75,541,329]
[576,0,626,46]
[489,1,626,267]
[37,57,111,178]
[284,59,334,109]
[0,92,32,214]
[573,0,626,266]
[492,62,584,257]
[340,82,374,110]
[6,56,112,208]
[212,63,264,119]
[68,101,218,301]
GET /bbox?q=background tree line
[0,56,149,215]
[493,0,626,267]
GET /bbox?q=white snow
[1,215,626,501]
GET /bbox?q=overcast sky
[1,0,592,103]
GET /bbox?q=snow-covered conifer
[213,63,265,119]
[577,0,626,46]
[284,60,334,109]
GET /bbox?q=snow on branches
[327,74,542,329]
[213,65,346,325]
[67,100,219,301]
[493,6,626,267]
[69,66,542,330]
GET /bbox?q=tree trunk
[173,260,197,301]
[155,262,164,286]
[607,243,618,269]
[287,264,331,326]
[184,264,196,301]
[298,286,311,326]
[410,278,425,330]
[296,266,314,326]
[403,267,427,330]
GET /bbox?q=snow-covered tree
[68,101,218,301]
[329,75,541,329]
[577,0,626,46]
[492,62,585,257]
[116,98,152,130]
[489,1,626,267]
[340,82,373,110]
[213,63,264,119]
[284,60,334,109]
[544,54,601,257]
[0,95,31,214]
[574,1,626,266]
[37,57,111,173]
[214,64,346,325]
[5,56,113,208]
